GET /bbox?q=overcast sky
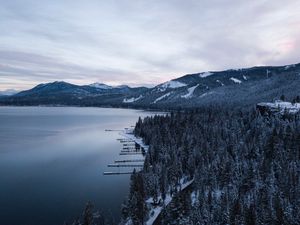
[1,0,300,90]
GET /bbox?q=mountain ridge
[0,89,18,96]
[1,63,300,108]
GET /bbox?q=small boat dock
[103,127,146,175]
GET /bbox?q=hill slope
[1,63,299,108]
[0,81,147,107]
[124,63,300,108]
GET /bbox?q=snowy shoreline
[120,129,194,225]
[119,129,149,152]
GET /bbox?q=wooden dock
[103,171,133,175]
[105,129,123,132]
[108,163,144,167]
[121,150,142,153]
[120,140,135,143]
[119,152,144,155]
[103,128,147,176]
[115,159,144,163]
[123,147,140,150]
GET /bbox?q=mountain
[89,83,113,89]
[0,89,18,96]
[1,63,300,108]
[0,81,147,107]
[121,63,300,108]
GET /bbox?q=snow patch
[200,91,214,98]
[181,84,199,99]
[199,72,214,78]
[285,64,295,70]
[213,189,223,199]
[158,81,187,92]
[191,191,198,206]
[123,95,143,103]
[89,83,112,89]
[204,189,223,200]
[257,100,300,115]
[145,178,194,225]
[243,75,247,80]
[230,77,242,84]
[153,92,171,104]
[216,80,224,86]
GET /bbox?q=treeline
[64,202,116,225]
[123,106,300,224]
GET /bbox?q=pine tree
[83,202,93,225]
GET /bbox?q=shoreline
[119,128,194,225]
[0,104,170,114]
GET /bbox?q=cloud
[0,50,147,89]
[0,0,300,90]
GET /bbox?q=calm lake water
[0,107,158,225]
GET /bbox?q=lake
[0,107,158,225]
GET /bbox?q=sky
[0,0,300,91]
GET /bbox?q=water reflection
[0,107,158,225]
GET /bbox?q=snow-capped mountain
[1,63,300,108]
[89,83,113,89]
[156,81,187,92]
[89,83,131,91]
[121,63,300,108]
[1,81,147,106]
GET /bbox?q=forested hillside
[123,103,300,225]
[1,63,300,109]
